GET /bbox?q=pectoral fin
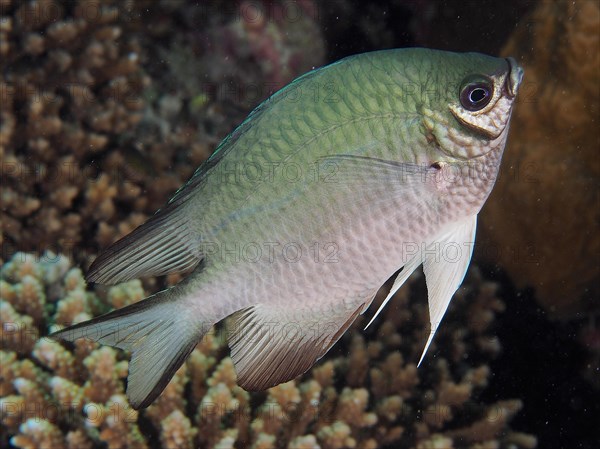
[419,215,477,366]
[316,154,436,216]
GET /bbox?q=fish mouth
[503,57,524,98]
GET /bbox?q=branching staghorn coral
[0,0,324,274]
[1,0,147,261]
[1,252,536,448]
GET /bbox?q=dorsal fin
[86,70,297,285]
[86,206,200,284]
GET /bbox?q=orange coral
[479,0,600,319]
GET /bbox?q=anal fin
[228,300,366,391]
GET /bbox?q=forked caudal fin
[50,283,213,409]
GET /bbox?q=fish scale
[52,48,524,409]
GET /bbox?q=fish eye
[459,78,493,111]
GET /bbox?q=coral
[1,252,536,448]
[1,0,146,265]
[10,419,65,449]
[194,0,325,98]
[0,0,324,277]
[160,410,196,449]
[478,0,600,319]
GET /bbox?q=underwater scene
[1,1,598,448]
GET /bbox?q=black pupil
[470,87,488,104]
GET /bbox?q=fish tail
[50,282,213,409]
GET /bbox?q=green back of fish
[186,49,507,244]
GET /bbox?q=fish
[51,48,524,409]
